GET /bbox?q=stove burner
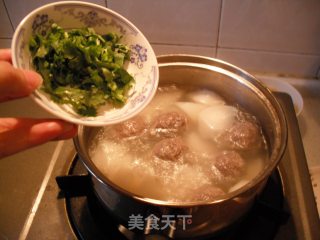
[56,155,289,240]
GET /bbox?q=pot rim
[74,54,288,207]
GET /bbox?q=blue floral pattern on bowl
[130,44,148,69]
[54,5,133,35]
[32,14,54,35]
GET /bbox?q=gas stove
[18,92,320,240]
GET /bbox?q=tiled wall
[0,0,106,47]
[1,0,319,78]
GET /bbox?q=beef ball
[213,151,245,178]
[190,185,225,201]
[150,111,187,138]
[153,137,187,161]
[217,120,262,150]
[113,116,146,138]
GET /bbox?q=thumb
[0,61,42,102]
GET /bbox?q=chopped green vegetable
[29,23,134,116]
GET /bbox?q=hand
[0,49,78,159]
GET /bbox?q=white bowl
[257,76,303,116]
[12,1,159,126]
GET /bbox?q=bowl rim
[11,0,159,126]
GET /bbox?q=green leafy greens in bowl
[29,23,134,116]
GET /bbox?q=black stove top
[22,92,320,240]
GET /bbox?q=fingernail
[23,70,43,91]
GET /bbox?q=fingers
[0,49,78,159]
[0,49,12,63]
[0,118,78,159]
[0,61,43,102]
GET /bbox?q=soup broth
[89,85,268,202]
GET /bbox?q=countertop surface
[0,75,319,239]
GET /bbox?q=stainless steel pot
[73,55,287,238]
